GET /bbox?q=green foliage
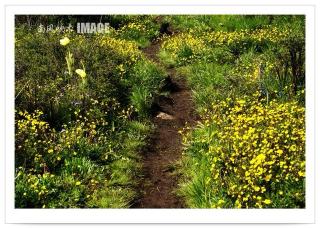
[179,63,230,113]
[15,20,162,208]
[180,97,305,208]
[166,16,306,208]
[127,59,166,118]
[164,15,271,33]
[114,16,160,48]
[15,15,306,209]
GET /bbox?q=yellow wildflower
[60,37,70,46]
[75,69,86,78]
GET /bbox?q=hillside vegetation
[15,15,305,208]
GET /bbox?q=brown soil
[132,41,198,208]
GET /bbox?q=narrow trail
[133,41,198,208]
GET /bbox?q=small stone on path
[156,112,175,120]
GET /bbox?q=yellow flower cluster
[100,37,142,65]
[204,26,290,45]
[195,96,305,208]
[161,33,207,64]
[250,26,291,43]
[230,57,275,83]
[161,26,292,65]
[119,22,147,32]
[16,110,49,139]
[16,102,112,165]
[16,168,55,201]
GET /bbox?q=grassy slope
[14,16,165,208]
[158,15,306,208]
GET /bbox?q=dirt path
[132,41,198,208]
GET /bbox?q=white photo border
[5,4,315,224]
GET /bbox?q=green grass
[167,16,306,208]
[158,50,177,67]
[164,15,271,32]
[178,62,235,115]
[15,15,306,209]
[14,16,164,208]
